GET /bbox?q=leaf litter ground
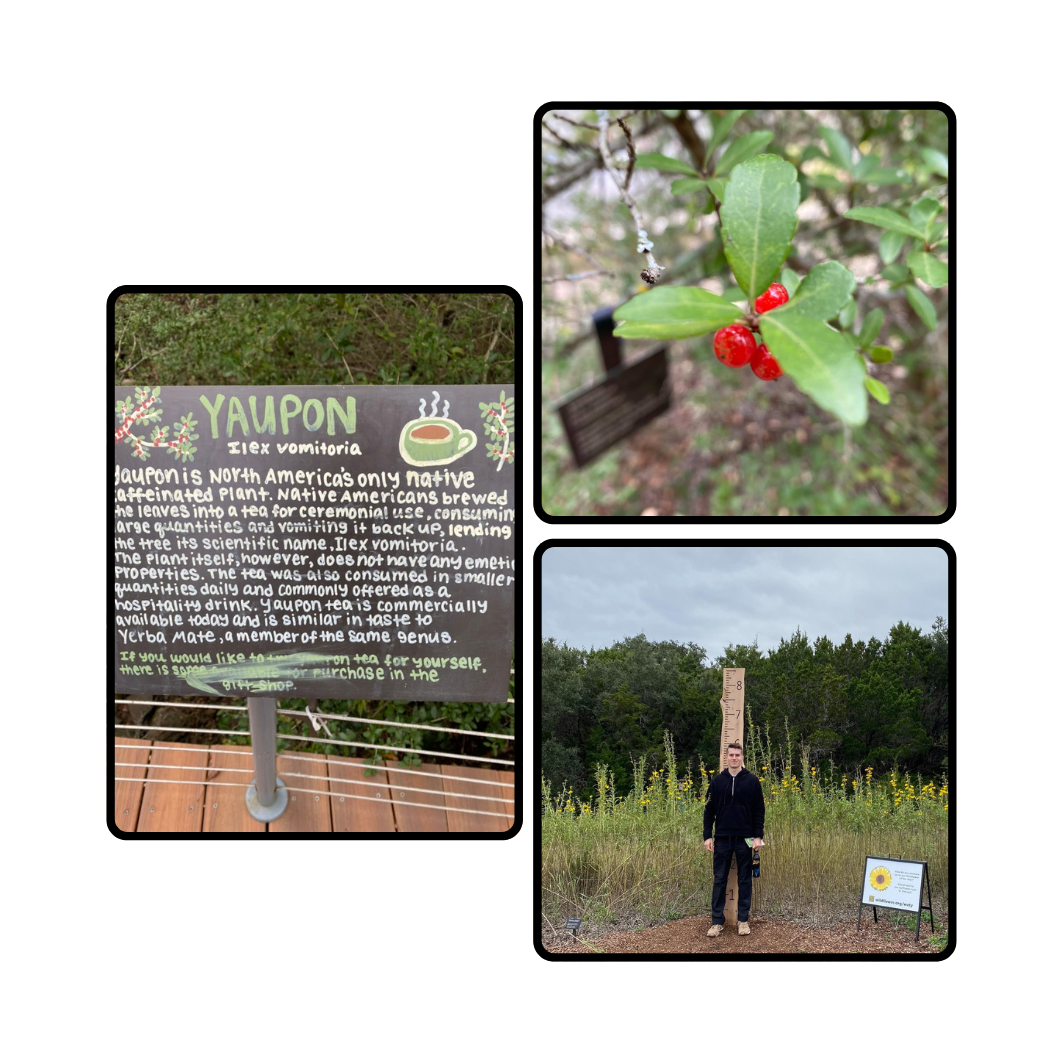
[542,913,948,955]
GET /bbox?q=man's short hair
[727,741,743,752]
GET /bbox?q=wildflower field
[541,732,948,932]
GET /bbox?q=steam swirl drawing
[399,390,477,467]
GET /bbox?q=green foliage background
[113,290,516,764]
[540,620,949,800]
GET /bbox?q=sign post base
[245,776,289,822]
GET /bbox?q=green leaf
[758,314,868,426]
[858,308,885,347]
[714,130,774,176]
[634,152,699,177]
[921,147,949,177]
[703,110,747,169]
[706,177,729,203]
[771,261,855,321]
[909,197,943,241]
[878,229,905,264]
[882,262,910,283]
[906,251,948,288]
[838,299,856,329]
[860,168,910,186]
[612,286,744,339]
[671,177,711,195]
[844,207,926,239]
[864,377,890,404]
[808,173,845,190]
[870,346,894,364]
[720,154,799,300]
[905,285,938,329]
[851,152,878,182]
[780,268,800,295]
[818,124,854,172]
[721,287,746,303]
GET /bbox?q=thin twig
[482,316,505,382]
[553,110,641,131]
[596,109,664,284]
[542,270,613,284]
[543,226,614,277]
[542,117,590,154]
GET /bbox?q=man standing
[703,741,765,937]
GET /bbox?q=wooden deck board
[204,745,263,833]
[328,757,396,832]
[271,752,332,832]
[138,741,208,832]
[387,760,448,832]
[440,765,512,833]
[114,739,513,833]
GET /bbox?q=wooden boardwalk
[114,738,515,833]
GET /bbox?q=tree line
[540,620,949,799]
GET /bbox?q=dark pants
[711,835,753,923]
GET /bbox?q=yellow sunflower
[869,866,891,891]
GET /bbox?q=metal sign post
[244,697,289,822]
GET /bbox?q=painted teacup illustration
[399,392,477,466]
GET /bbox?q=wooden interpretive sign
[113,385,516,702]
[556,345,670,468]
[719,667,746,926]
[719,667,745,772]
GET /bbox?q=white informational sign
[862,856,926,911]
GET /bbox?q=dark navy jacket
[703,766,765,840]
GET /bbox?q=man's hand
[752,837,764,850]
[704,838,714,852]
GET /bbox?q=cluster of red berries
[713,283,788,381]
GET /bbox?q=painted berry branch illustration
[114,386,161,442]
[480,391,516,471]
[114,386,199,462]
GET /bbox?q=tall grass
[541,731,948,931]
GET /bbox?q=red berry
[754,283,789,314]
[751,343,784,381]
[713,324,756,367]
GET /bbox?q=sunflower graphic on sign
[869,866,892,891]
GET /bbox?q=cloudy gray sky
[540,545,948,658]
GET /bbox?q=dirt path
[542,914,948,956]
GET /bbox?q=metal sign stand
[857,859,935,942]
[244,697,289,822]
[592,305,623,372]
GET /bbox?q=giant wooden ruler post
[113,384,516,824]
[718,667,746,925]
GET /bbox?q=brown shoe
[738,921,751,935]
[706,924,724,938]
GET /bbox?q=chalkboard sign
[556,345,669,467]
[113,385,516,702]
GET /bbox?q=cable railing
[112,674,516,830]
